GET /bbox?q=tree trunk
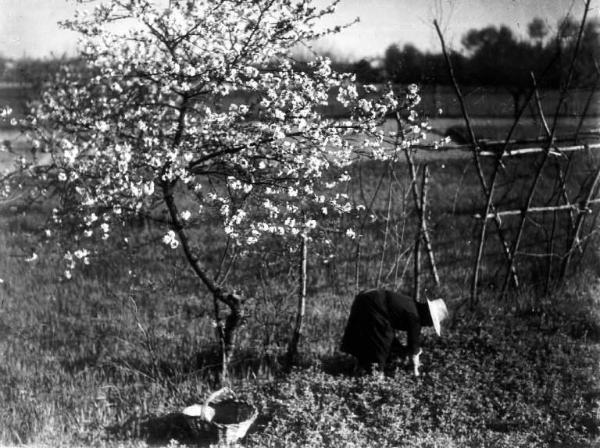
[220,293,244,383]
[354,239,361,293]
[377,166,394,288]
[286,234,308,366]
[162,180,245,385]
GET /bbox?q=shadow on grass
[320,353,356,377]
[107,411,217,447]
[108,409,269,447]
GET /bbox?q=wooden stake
[501,2,593,295]
[418,166,438,286]
[354,166,387,292]
[532,73,577,230]
[414,165,432,301]
[414,218,421,302]
[287,234,308,365]
[474,200,600,219]
[399,118,441,287]
[377,164,394,288]
[477,142,600,157]
[434,20,520,303]
[560,168,600,279]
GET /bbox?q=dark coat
[340,289,431,366]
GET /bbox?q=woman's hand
[411,349,423,376]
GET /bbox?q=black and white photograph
[0,0,599,446]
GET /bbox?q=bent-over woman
[340,289,448,376]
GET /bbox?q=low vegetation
[1,151,599,447]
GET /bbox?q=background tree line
[332,16,599,91]
[2,16,599,91]
[1,15,598,123]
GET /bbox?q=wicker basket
[182,387,258,445]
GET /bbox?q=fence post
[434,20,520,305]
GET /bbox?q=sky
[0,0,597,61]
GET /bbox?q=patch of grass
[1,222,599,447]
[0,150,599,446]
[242,282,600,447]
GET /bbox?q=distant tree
[558,16,580,41]
[383,43,403,82]
[0,56,6,79]
[421,51,467,85]
[383,44,425,83]
[401,44,425,82]
[368,16,594,97]
[461,25,537,118]
[352,58,381,84]
[559,17,600,87]
[3,58,72,88]
[528,17,549,45]
[578,19,600,82]
[538,16,600,91]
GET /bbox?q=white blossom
[305,219,317,229]
[162,230,179,249]
[25,252,38,263]
[0,106,12,118]
[96,121,110,132]
[11,0,427,276]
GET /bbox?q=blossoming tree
[5,0,426,378]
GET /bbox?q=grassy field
[3,84,599,125]
[1,141,599,447]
